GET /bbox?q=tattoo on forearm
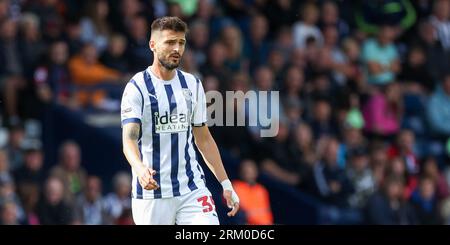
[125,124,140,140]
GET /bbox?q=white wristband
[221,179,239,206]
[221,179,233,191]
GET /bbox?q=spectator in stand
[187,19,209,67]
[429,0,450,52]
[290,122,317,190]
[421,156,449,200]
[179,49,201,79]
[125,14,153,73]
[13,139,46,189]
[34,40,78,109]
[310,137,354,208]
[309,98,337,139]
[100,34,129,74]
[113,0,145,36]
[366,175,417,225]
[220,24,245,73]
[36,176,74,225]
[260,122,300,186]
[16,182,40,225]
[200,41,230,90]
[68,42,122,109]
[0,174,25,223]
[5,123,25,171]
[243,14,271,73]
[410,176,443,225]
[69,42,121,85]
[399,46,434,93]
[26,0,65,42]
[64,16,84,56]
[338,38,364,92]
[80,0,112,53]
[415,19,450,84]
[283,97,303,131]
[264,0,297,37]
[0,201,20,225]
[292,2,323,49]
[0,18,26,125]
[363,82,403,138]
[361,24,400,86]
[273,26,295,63]
[233,159,273,225]
[50,140,87,203]
[247,66,278,139]
[387,129,419,175]
[338,124,367,169]
[427,72,450,137]
[266,48,286,85]
[346,147,376,209]
[103,171,131,225]
[281,66,304,109]
[18,13,46,76]
[319,1,350,39]
[74,176,106,225]
[385,156,418,200]
[321,25,346,85]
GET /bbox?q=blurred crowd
[2,0,450,225]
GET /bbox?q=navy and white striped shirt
[121,67,207,199]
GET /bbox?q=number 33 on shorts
[197,196,215,213]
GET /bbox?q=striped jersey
[121,67,207,199]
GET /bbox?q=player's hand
[136,165,159,190]
[223,189,240,217]
[221,179,240,217]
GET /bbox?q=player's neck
[150,63,176,81]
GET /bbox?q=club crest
[182,88,192,100]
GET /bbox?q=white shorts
[132,188,220,225]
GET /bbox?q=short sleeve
[121,81,143,126]
[192,80,207,127]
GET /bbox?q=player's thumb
[149,169,156,176]
[224,190,233,208]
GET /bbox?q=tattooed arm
[122,123,159,190]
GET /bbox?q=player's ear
[149,31,157,52]
[149,39,156,52]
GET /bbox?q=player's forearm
[122,123,145,172]
[123,139,145,171]
[196,136,229,183]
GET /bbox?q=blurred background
[1,0,450,225]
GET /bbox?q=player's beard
[158,55,180,70]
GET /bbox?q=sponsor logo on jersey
[154,111,189,133]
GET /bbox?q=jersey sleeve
[121,82,143,126]
[192,79,207,127]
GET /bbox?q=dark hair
[151,16,188,34]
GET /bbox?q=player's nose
[173,43,182,52]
